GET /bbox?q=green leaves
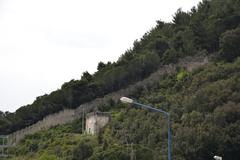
[219,27,240,61]
[72,142,93,160]
[3,0,240,159]
[176,69,189,81]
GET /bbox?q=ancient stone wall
[7,55,210,145]
[8,109,75,145]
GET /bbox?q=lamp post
[120,97,172,160]
[214,155,222,160]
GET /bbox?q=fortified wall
[7,55,209,145]
[8,109,75,145]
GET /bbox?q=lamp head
[120,97,134,104]
[213,156,222,160]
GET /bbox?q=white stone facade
[85,112,110,134]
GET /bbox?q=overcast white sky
[0,0,201,112]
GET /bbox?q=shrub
[219,27,240,61]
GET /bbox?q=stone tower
[85,112,110,134]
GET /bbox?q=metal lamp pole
[120,97,172,160]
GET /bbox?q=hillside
[6,55,209,146]
[1,0,240,159]
[1,0,240,134]
[6,58,240,160]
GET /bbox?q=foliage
[72,141,93,160]
[219,27,240,61]
[2,0,240,159]
[7,59,240,160]
[1,0,240,135]
[176,69,189,81]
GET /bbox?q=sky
[0,0,201,112]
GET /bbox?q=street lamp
[214,155,222,160]
[120,97,172,160]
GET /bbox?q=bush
[72,142,93,160]
[162,48,178,63]
[219,27,240,61]
[38,153,58,160]
[177,69,189,81]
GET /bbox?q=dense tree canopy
[219,27,240,61]
[9,58,240,160]
[1,1,240,151]
[3,0,240,159]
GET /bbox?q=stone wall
[7,55,210,145]
[8,109,75,145]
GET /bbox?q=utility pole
[82,108,85,134]
[0,135,8,158]
[130,143,136,160]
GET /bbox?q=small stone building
[85,112,110,134]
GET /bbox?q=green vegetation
[1,0,240,159]
[1,0,240,134]
[5,58,240,160]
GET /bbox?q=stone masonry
[85,112,110,134]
